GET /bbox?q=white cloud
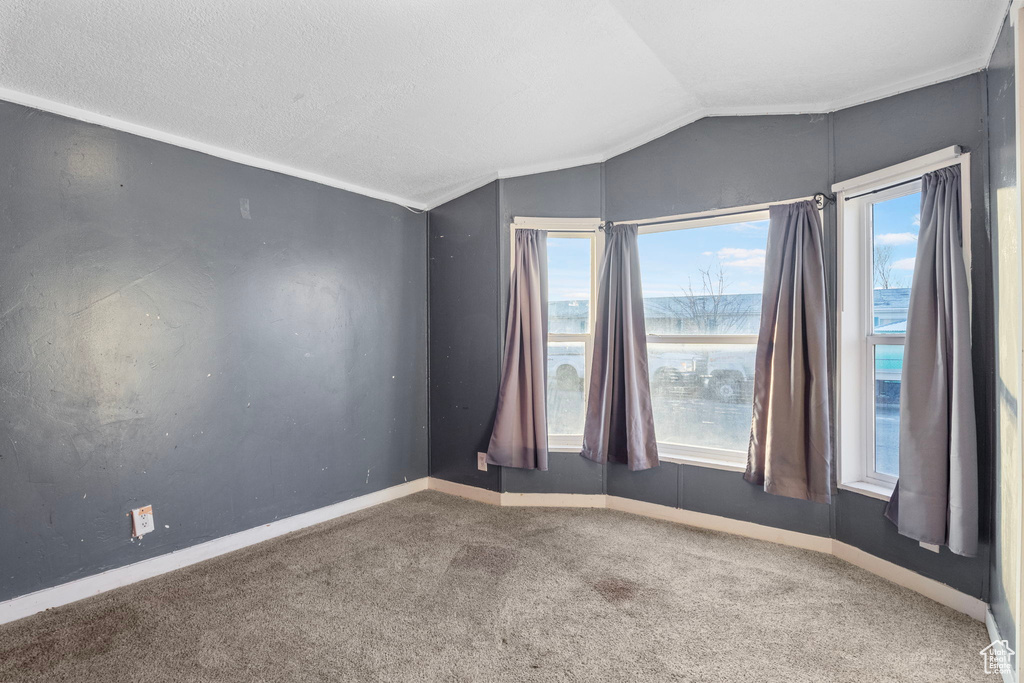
[722,257,766,268]
[875,232,917,246]
[717,247,766,268]
[913,213,920,227]
[893,257,916,270]
[702,251,713,256]
[717,247,764,259]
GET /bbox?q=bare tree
[873,245,906,289]
[673,264,744,334]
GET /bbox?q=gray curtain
[580,224,658,471]
[744,201,831,503]
[486,229,549,470]
[884,166,977,557]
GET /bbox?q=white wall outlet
[130,505,155,538]
[477,452,488,471]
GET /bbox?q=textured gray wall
[0,100,428,602]
[604,115,831,222]
[987,11,1018,651]
[429,73,996,596]
[831,73,992,597]
[428,181,502,490]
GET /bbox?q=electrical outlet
[130,505,155,538]
[477,452,488,471]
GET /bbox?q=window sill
[658,452,746,473]
[548,438,583,453]
[545,441,746,473]
[838,480,894,502]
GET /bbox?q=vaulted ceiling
[0,1,1009,209]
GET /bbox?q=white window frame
[511,217,602,451]
[833,146,971,501]
[636,209,770,470]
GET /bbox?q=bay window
[636,211,769,467]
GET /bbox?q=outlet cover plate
[131,505,155,538]
[477,452,488,471]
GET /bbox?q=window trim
[638,207,773,467]
[834,146,972,500]
[511,219,602,451]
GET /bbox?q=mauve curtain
[744,201,831,503]
[580,224,658,470]
[486,229,549,470]
[884,166,978,557]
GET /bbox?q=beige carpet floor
[0,491,991,682]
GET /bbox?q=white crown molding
[424,60,989,210]
[0,87,430,211]
[0,477,987,628]
[1,52,992,214]
[420,171,501,211]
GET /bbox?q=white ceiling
[0,1,1010,209]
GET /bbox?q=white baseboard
[0,475,988,629]
[832,541,987,622]
[427,479,986,622]
[427,477,502,505]
[606,496,834,553]
[0,478,428,626]
[501,492,606,507]
[986,608,1018,683]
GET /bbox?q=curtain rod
[843,176,921,202]
[611,193,833,229]
[618,206,766,229]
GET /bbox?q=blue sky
[547,238,592,301]
[871,191,921,289]
[548,222,772,302]
[637,221,769,298]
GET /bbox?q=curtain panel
[580,223,659,471]
[744,201,831,503]
[884,165,978,557]
[486,229,549,470]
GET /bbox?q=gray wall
[987,11,1019,651]
[832,73,992,598]
[603,113,835,540]
[0,100,428,602]
[428,181,502,490]
[429,73,995,597]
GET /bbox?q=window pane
[548,238,591,334]
[873,344,903,477]
[648,343,755,451]
[638,220,768,335]
[872,192,920,334]
[547,342,586,436]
